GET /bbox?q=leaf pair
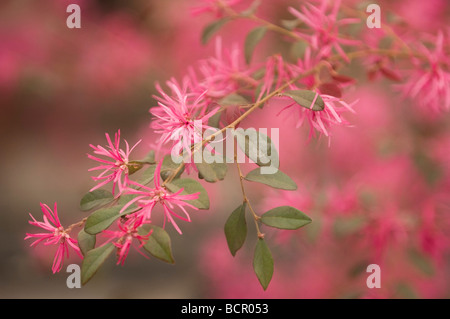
[224,205,311,290]
[225,205,311,255]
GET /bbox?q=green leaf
[244,26,267,64]
[201,18,229,44]
[139,225,174,264]
[77,229,96,256]
[84,206,128,235]
[117,193,137,205]
[408,249,434,276]
[160,155,185,181]
[348,260,371,278]
[413,151,443,185]
[253,239,273,291]
[245,168,297,190]
[81,243,115,285]
[290,41,308,60]
[132,150,155,164]
[395,282,419,299]
[166,178,210,209]
[252,68,266,80]
[333,216,365,238]
[224,204,247,256]
[281,19,301,30]
[196,161,227,183]
[233,128,279,169]
[208,111,222,128]
[261,206,311,230]
[219,93,250,106]
[80,189,114,212]
[281,90,324,111]
[127,162,143,175]
[240,0,261,16]
[137,164,156,185]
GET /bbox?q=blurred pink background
[1,0,449,298]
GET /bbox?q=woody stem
[235,153,263,238]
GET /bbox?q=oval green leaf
[245,168,297,190]
[201,18,229,44]
[196,161,227,183]
[139,225,174,264]
[208,111,222,128]
[84,206,127,235]
[132,150,155,164]
[408,248,434,276]
[137,164,156,185]
[245,26,267,64]
[81,243,115,285]
[333,216,365,238]
[240,0,261,16]
[224,204,247,256]
[80,189,114,212]
[77,229,96,256]
[160,155,185,181]
[253,239,273,291]
[166,178,210,210]
[219,93,250,107]
[282,90,324,111]
[127,163,143,175]
[233,128,279,169]
[281,19,301,30]
[261,206,312,230]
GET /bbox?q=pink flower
[288,0,360,62]
[190,0,243,17]
[121,160,200,234]
[257,55,288,101]
[419,199,450,263]
[399,31,450,114]
[88,130,141,196]
[196,37,259,98]
[102,216,152,265]
[272,47,357,140]
[151,77,219,157]
[279,93,356,140]
[25,203,82,273]
[364,205,410,261]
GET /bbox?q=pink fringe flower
[88,130,141,196]
[121,160,200,234]
[419,199,450,263]
[151,77,219,157]
[279,92,356,140]
[288,0,360,62]
[25,203,82,273]
[399,31,450,114]
[196,37,259,99]
[257,55,288,101]
[275,47,357,140]
[102,216,152,265]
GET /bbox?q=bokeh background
[1,0,449,298]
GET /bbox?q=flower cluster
[288,0,360,62]
[120,160,200,234]
[399,31,450,114]
[151,77,218,159]
[22,0,450,295]
[102,216,152,265]
[88,130,141,196]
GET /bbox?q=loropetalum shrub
[25,0,450,290]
